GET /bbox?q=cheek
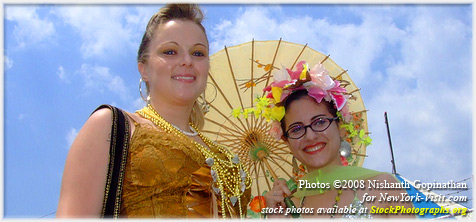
[199,62,210,75]
[287,140,301,155]
[328,124,342,140]
[325,127,342,150]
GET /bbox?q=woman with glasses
[261,61,414,218]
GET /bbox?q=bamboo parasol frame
[201,39,370,198]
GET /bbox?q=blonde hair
[137,4,206,63]
[138,4,207,130]
[190,101,205,130]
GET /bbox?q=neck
[148,100,194,131]
[306,159,343,173]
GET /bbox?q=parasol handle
[257,150,300,218]
[257,150,279,180]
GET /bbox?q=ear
[338,121,346,140]
[281,135,289,143]
[138,62,148,81]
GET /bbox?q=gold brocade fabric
[120,123,250,218]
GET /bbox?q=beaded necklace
[300,188,343,218]
[136,104,252,218]
[330,188,343,218]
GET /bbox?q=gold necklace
[136,104,252,218]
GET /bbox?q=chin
[176,92,201,101]
[300,155,334,171]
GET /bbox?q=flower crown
[234,61,351,122]
[263,61,351,122]
[233,60,370,143]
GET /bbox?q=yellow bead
[137,104,251,218]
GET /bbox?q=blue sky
[2,2,473,218]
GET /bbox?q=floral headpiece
[232,61,371,148]
[263,61,351,122]
[233,61,349,138]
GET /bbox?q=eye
[192,51,205,57]
[289,125,304,134]
[163,50,176,55]
[312,118,327,127]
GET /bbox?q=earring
[197,82,217,114]
[139,78,150,103]
[339,140,351,166]
[339,140,351,158]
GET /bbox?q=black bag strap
[92,104,130,218]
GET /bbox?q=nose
[303,126,319,141]
[181,52,193,67]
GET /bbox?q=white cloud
[208,5,472,186]
[4,56,13,70]
[57,65,69,83]
[53,6,144,59]
[362,6,472,184]
[209,6,405,86]
[132,97,147,111]
[76,64,131,102]
[66,128,79,150]
[5,6,55,48]
[209,6,281,54]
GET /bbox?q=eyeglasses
[284,116,339,139]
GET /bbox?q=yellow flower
[243,108,253,119]
[232,108,242,118]
[255,96,270,108]
[299,63,308,80]
[270,106,285,121]
[262,108,272,121]
[253,109,261,119]
[271,87,283,102]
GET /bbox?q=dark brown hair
[280,90,339,134]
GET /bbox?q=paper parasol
[200,39,370,199]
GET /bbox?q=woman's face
[283,96,342,172]
[139,19,209,106]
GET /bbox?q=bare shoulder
[70,107,113,154]
[88,107,113,127]
[57,107,113,217]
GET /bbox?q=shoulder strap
[92,104,130,218]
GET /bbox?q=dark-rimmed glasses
[284,116,339,139]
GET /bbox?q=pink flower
[269,121,283,141]
[309,63,335,90]
[340,104,352,123]
[306,85,327,103]
[287,61,306,80]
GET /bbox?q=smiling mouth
[172,76,196,80]
[302,143,325,155]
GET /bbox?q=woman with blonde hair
[56,4,251,218]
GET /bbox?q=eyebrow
[288,114,326,128]
[160,41,208,48]
[161,41,179,46]
[194,43,208,48]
